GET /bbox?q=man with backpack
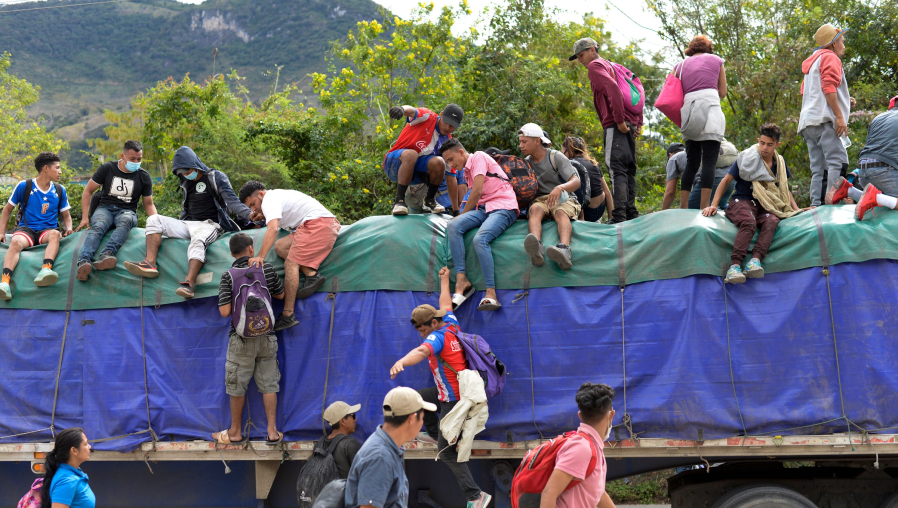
[511,383,616,508]
[384,103,465,216]
[440,138,519,311]
[389,266,493,508]
[0,152,73,300]
[238,181,340,331]
[213,233,286,445]
[519,123,581,270]
[74,140,156,281]
[124,146,254,299]
[296,401,363,508]
[571,38,644,224]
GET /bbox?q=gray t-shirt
[530,150,577,197]
[666,151,687,181]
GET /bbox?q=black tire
[879,490,898,508]
[710,484,817,508]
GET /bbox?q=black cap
[442,104,464,129]
[484,147,510,156]
[666,142,685,155]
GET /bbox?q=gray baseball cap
[441,104,464,129]
[569,38,599,61]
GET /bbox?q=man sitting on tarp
[0,152,74,300]
[827,95,898,220]
[702,123,808,284]
[124,146,253,299]
[389,267,492,508]
[238,180,340,331]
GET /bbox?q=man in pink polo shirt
[541,383,616,508]
[441,138,520,311]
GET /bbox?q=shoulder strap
[54,183,64,213]
[17,179,33,227]
[325,434,349,455]
[576,430,600,477]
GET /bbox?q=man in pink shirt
[541,383,616,508]
[441,139,520,311]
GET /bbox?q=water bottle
[558,190,570,204]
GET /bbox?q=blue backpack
[440,332,507,398]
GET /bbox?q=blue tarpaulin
[2,259,897,452]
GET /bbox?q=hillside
[0,0,386,165]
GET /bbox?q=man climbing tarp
[123,146,254,299]
[702,123,808,284]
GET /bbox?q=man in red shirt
[540,383,616,508]
[389,266,492,508]
[571,38,643,224]
[385,104,465,216]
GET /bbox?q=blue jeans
[78,204,138,262]
[447,208,518,289]
[689,175,735,210]
[859,165,898,196]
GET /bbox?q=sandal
[451,284,476,310]
[265,431,284,445]
[212,430,247,445]
[176,281,195,299]
[477,298,502,311]
[124,260,159,278]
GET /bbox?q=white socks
[877,193,898,209]
[847,187,863,202]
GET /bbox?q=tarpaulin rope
[138,278,159,446]
[321,278,339,436]
[512,273,544,439]
[722,284,748,439]
[616,224,634,440]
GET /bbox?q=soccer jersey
[422,311,468,402]
[8,179,70,231]
[387,108,451,157]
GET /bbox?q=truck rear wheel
[710,484,817,508]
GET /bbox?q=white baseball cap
[518,123,551,146]
[383,387,437,417]
[323,401,361,425]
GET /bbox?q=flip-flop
[477,298,502,311]
[265,431,284,446]
[451,285,476,310]
[212,430,248,445]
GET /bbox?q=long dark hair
[40,428,85,508]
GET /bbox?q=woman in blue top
[41,427,95,508]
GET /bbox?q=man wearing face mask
[539,383,616,508]
[124,146,253,298]
[75,140,156,281]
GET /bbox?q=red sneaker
[855,184,882,221]
[825,176,852,205]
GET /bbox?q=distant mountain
[0,0,386,156]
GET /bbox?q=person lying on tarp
[702,123,811,284]
[440,138,519,311]
[124,146,254,298]
[238,180,340,331]
[827,95,898,220]
[388,267,493,508]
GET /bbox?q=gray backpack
[297,435,348,508]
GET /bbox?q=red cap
[890,95,898,110]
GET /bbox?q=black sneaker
[524,233,544,267]
[392,200,409,216]
[274,312,299,331]
[422,199,446,214]
[94,251,117,271]
[76,260,92,282]
[297,274,326,299]
[546,244,573,270]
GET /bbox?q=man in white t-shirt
[239,181,340,331]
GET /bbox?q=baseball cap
[383,387,437,417]
[442,104,464,129]
[323,401,361,426]
[410,304,447,327]
[518,123,552,146]
[484,147,510,156]
[667,142,685,155]
[814,24,849,49]
[569,37,598,61]
[890,95,897,110]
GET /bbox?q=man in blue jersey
[0,152,74,300]
[389,266,492,508]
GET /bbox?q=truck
[1,209,897,508]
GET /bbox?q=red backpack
[18,479,42,508]
[485,153,538,210]
[511,431,598,508]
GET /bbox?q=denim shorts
[383,150,438,185]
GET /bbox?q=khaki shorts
[225,331,280,396]
[529,194,581,221]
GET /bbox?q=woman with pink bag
[658,35,729,209]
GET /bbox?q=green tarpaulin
[0,205,894,311]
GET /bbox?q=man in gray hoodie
[124,146,253,298]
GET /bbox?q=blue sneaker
[0,282,11,300]
[725,264,746,284]
[744,258,765,278]
[34,267,59,287]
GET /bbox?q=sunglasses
[346,413,356,419]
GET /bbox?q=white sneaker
[392,200,409,216]
[467,492,492,508]
[422,199,446,214]
[416,432,437,444]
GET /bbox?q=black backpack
[297,435,348,508]
[15,179,65,228]
[545,150,591,207]
[312,479,347,508]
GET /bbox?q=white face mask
[603,414,613,440]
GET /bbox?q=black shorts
[12,226,57,247]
